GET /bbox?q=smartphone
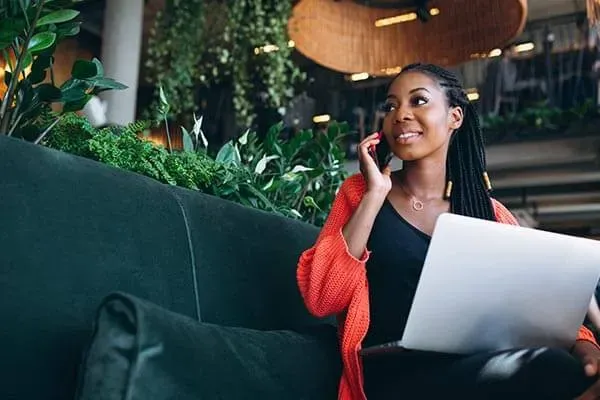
[368,131,393,171]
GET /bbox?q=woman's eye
[381,103,397,113]
[411,96,428,106]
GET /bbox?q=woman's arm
[297,176,385,318]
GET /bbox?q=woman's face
[381,71,463,162]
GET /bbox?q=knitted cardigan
[297,173,598,400]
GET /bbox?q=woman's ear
[448,106,464,131]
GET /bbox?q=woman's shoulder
[339,173,367,200]
[490,198,519,225]
[341,173,366,189]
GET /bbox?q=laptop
[360,212,600,356]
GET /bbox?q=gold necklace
[397,182,429,212]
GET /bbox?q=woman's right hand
[358,132,392,198]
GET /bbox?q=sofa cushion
[76,292,342,400]
[170,185,335,331]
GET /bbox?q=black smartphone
[368,132,393,171]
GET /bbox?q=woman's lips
[395,132,422,144]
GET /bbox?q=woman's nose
[394,105,413,123]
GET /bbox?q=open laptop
[360,212,600,356]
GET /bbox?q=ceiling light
[313,114,331,123]
[488,48,502,57]
[514,42,534,52]
[380,66,402,75]
[350,72,370,81]
[375,8,440,27]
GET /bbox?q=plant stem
[7,112,23,136]
[49,56,55,86]
[0,0,45,128]
[34,115,61,144]
[295,178,314,210]
[163,115,173,153]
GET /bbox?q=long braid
[398,63,496,221]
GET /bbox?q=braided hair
[394,63,496,221]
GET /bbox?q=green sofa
[0,135,341,399]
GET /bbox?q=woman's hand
[358,132,392,198]
[574,340,600,399]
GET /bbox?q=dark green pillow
[75,292,341,400]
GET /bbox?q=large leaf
[90,77,128,92]
[28,32,56,53]
[92,57,104,77]
[254,154,279,174]
[240,183,278,212]
[57,21,81,37]
[0,19,26,47]
[32,53,52,70]
[0,30,20,48]
[29,54,50,84]
[181,127,194,153]
[36,83,62,102]
[28,66,46,84]
[16,79,34,111]
[20,51,32,70]
[63,94,91,112]
[4,70,12,86]
[265,121,283,149]
[60,78,90,103]
[215,141,241,166]
[71,59,98,79]
[37,9,80,26]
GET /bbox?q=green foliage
[145,0,304,128]
[482,100,600,141]
[45,113,348,226]
[0,0,126,141]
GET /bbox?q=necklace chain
[397,181,436,212]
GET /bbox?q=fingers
[361,131,381,143]
[359,132,381,153]
[576,357,600,400]
[582,355,599,377]
[586,361,598,377]
[358,133,381,173]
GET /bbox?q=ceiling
[78,0,589,39]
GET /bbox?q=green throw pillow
[75,292,341,400]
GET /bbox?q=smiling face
[381,71,464,162]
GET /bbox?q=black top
[363,199,431,348]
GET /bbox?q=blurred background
[3,0,600,234]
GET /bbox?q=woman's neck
[396,158,447,201]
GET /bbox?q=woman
[297,63,600,400]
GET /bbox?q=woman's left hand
[574,340,600,399]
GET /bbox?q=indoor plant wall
[0,0,126,142]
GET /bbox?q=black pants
[363,347,595,400]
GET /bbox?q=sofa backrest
[171,185,331,331]
[0,135,330,400]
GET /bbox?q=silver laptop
[360,212,600,356]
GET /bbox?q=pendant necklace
[398,182,425,211]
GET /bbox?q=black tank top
[363,198,431,348]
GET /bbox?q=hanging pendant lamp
[288,0,528,76]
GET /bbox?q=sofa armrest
[75,292,341,400]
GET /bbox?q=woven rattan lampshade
[288,0,528,76]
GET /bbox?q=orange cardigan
[297,173,598,400]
